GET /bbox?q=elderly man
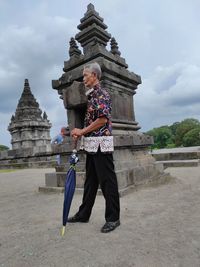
[69,62,120,233]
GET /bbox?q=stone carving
[69,37,82,57]
[43,111,48,120]
[110,37,121,56]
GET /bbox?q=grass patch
[0,169,18,173]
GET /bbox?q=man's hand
[71,128,84,140]
[71,117,107,140]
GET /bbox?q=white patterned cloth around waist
[80,136,114,153]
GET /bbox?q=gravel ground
[0,167,200,267]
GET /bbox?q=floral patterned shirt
[84,83,112,137]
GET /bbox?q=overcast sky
[0,0,200,148]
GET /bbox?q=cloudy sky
[0,0,200,148]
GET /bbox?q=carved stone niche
[63,81,87,132]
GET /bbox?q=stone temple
[43,3,165,195]
[8,79,51,149]
[0,79,53,169]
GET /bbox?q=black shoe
[67,214,89,223]
[101,220,120,233]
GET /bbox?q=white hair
[84,62,102,80]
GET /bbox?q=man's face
[83,69,97,88]
[61,128,66,136]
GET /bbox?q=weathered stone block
[115,169,129,189]
[63,81,87,109]
[45,173,58,187]
[0,150,8,160]
[76,172,86,188]
[133,166,147,185]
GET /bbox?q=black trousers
[77,149,120,222]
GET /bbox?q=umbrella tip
[61,226,66,236]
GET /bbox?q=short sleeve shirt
[84,84,112,137]
[51,134,63,144]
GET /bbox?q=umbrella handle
[72,139,78,153]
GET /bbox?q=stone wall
[0,145,56,169]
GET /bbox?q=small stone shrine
[44,4,165,195]
[8,79,52,149]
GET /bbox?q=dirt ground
[0,166,200,267]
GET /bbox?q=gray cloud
[135,63,200,131]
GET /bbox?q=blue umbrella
[61,149,79,236]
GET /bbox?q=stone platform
[0,145,56,169]
[152,146,200,168]
[40,134,166,196]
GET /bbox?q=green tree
[182,127,200,147]
[0,145,9,151]
[169,122,180,143]
[147,126,173,149]
[175,118,200,146]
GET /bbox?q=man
[69,62,120,233]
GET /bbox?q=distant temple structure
[8,79,51,149]
[0,79,53,169]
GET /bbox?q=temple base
[43,133,166,196]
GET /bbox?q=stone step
[0,160,56,169]
[151,147,200,161]
[157,159,199,168]
[152,151,200,161]
[42,162,165,197]
[39,172,171,197]
[38,185,135,197]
